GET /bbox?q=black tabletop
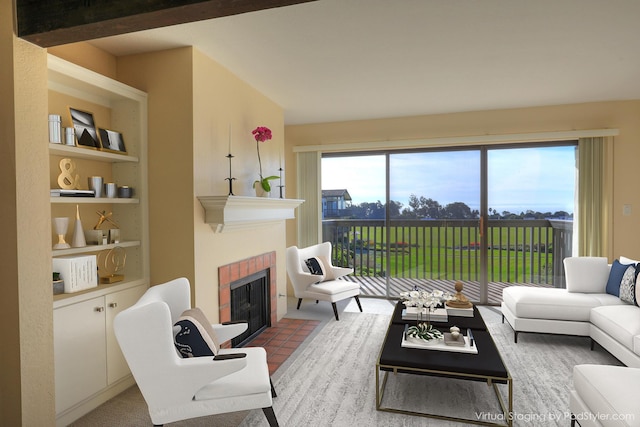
[378,323,509,382]
[391,301,488,330]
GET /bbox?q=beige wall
[117,48,197,289]
[191,49,288,321]
[117,47,287,321]
[0,5,21,423]
[48,42,117,79]
[1,0,55,422]
[285,101,640,260]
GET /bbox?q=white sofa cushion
[502,287,604,322]
[572,364,640,427]
[564,256,610,293]
[308,279,360,295]
[620,256,640,265]
[591,305,640,351]
[589,293,629,306]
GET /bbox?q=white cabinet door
[105,285,146,384]
[54,296,107,414]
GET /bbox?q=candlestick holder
[278,167,284,198]
[225,153,236,195]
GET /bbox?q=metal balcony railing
[322,219,573,300]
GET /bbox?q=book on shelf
[402,307,448,322]
[52,255,98,293]
[50,189,95,197]
[446,306,474,317]
[443,332,465,346]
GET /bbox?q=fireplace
[230,270,270,347]
[218,252,277,348]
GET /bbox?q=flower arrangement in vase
[400,288,453,342]
[251,126,279,196]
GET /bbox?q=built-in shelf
[49,143,139,163]
[52,240,141,256]
[197,196,304,233]
[51,197,139,204]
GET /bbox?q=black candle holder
[277,167,284,198]
[225,153,236,195]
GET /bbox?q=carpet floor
[240,306,621,427]
[70,304,622,426]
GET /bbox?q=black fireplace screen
[230,269,270,347]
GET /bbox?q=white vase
[254,185,269,198]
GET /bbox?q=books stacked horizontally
[445,306,474,317]
[50,189,95,197]
[401,307,448,322]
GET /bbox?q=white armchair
[113,277,278,426]
[286,242,362,320]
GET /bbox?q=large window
[321,143,576,303]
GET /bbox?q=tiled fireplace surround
[218,251,277,347]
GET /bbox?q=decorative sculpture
[445,281,473,309]
[52,217,71,249]
[94,210,118,230]
[98,246,126,284]
[57,158,81,189]
[71,205,86,247]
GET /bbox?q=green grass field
[331,223,555,284]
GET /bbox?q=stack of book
[50,189,95,197]
[446,306,474,317]
[402,307,448,322]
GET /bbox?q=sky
[322,146,576,214]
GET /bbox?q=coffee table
[376,307,513,426]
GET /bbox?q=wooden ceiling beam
[17,0,316,48]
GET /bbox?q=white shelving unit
[47,54,149,426]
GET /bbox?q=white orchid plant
[400,289,453,341]
[400,289,448,311]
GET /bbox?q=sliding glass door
[486,145,576,300]
[388,150,481,298]
[321,142,576,304]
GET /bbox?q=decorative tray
[401,327,478,354]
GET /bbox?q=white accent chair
[286,242,362,320]
[113,277,278,426]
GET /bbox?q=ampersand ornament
[57,158,81,189]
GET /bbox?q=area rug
[240,306,621,427]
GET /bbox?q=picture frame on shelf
[69,107,100,149]
[98,128,127,154]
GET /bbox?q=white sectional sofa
[570,364,640,427]
[501,256,640,368]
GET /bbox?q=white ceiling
[89,0,640,125]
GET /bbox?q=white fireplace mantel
[197,195,304,233]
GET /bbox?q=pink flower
[252,126,272,143]
[251,126,278,192]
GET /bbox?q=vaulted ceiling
[20,0,640,125]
